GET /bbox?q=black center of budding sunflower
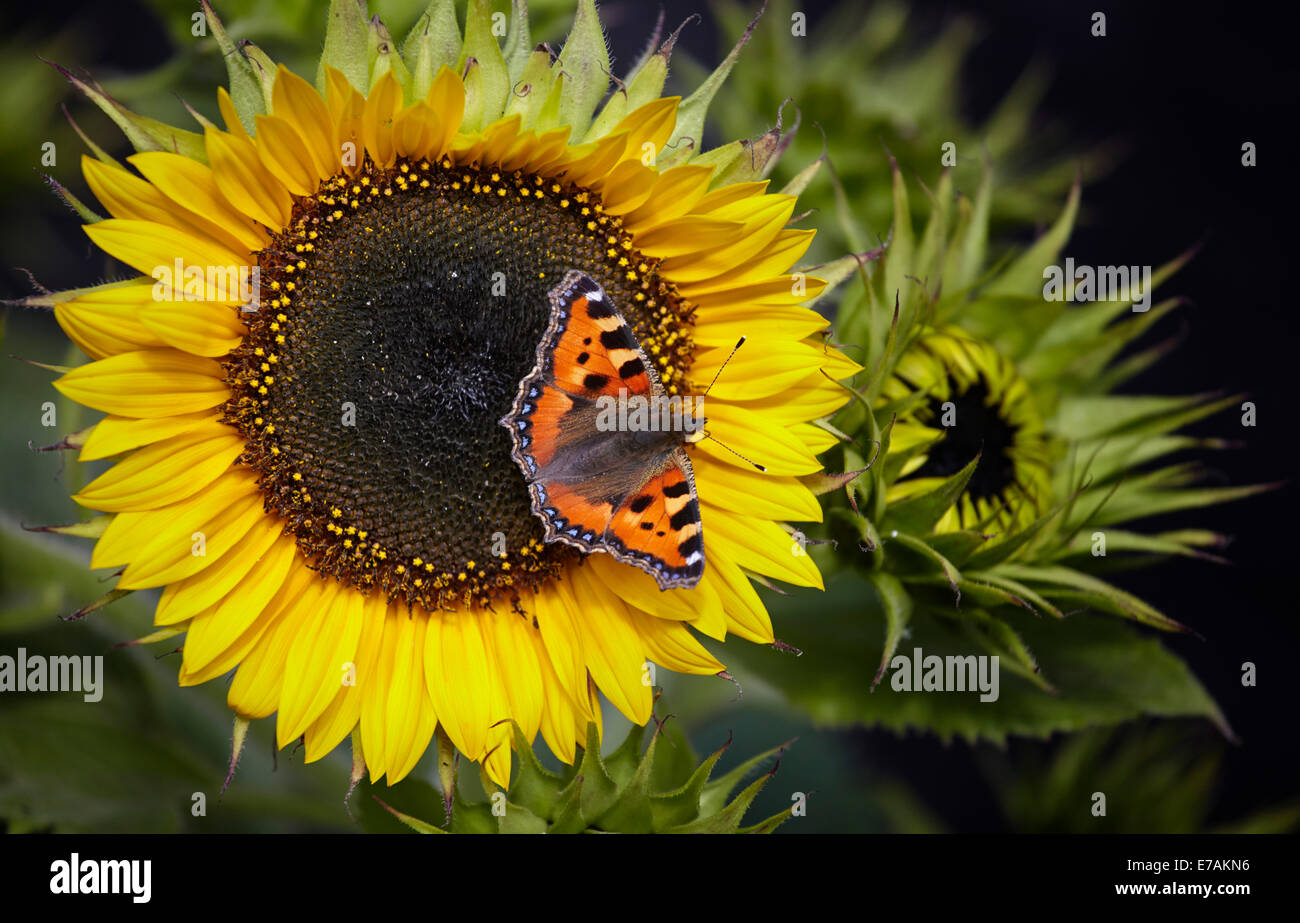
[223,158,694,611]
[911,381,1019,502]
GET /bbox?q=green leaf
[718,573,1228,744]
[867,571,911,690]
[993,563,1189,633]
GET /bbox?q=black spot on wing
[629,494,653,514]
[618,357,645,379]
[583,296,615,319]
[599,327,637,350]
[662,480,690,499]
[668,499,700,532]
[583,372,609,391]
[577,351,590,365]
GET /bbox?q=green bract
[369,719,796,834]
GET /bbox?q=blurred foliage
[985,723,1300,834]
[691,0,1118,263]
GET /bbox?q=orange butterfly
[500,271,710,589]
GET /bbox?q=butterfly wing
[603,447,705,589]
[501,271,704,589]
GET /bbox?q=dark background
[1,0,1296,832]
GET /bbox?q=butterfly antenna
[702,336,747,397]
[703,429,767,473]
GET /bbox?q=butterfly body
[501,271,705,590]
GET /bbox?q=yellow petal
[204,125,292,229]
[179,533,298,674]
[117,473,264,589]
[385,612,438,783]
[226,576,322,719]
[79,411,217,462]
[702,550,774,644]
[54,349,228,418]
[704,510,823,590]
[74,427,244,512]
[254,114,320,197]
[137,301,246,358]
[629,609,724,675]
[277,583,365,746]
[694,455,823,522]
[271,65,337,180]
[155,514,285,625]
[424,607,492,761]
[569,568,653,725]
[127,151,268,252]
[303,590,389,762]
[361,70,403,169]
[692,401,821,475]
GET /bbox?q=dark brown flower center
[911,381,1020,503]
[222,156,694,610]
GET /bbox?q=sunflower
[880,326,1056,535]
[39,0,858,788]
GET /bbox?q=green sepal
[200,0,264,134]
[316,0,371,95]
[674,739,791,833]
[403,0,462,99]
[373,795,447,833]
[460,60,485,131]
[593,725,658,833]
[983,176,1080,298]
[924,530,990,568]
[457,0,510,129]
[1054,528,1229,564]
[660,6,761,167]
[884,531,961,606]
[882,451,980,535]
[42,175,104,224]
[502,0,533,82]
[447,778,498,833]
[554,0,611,140]
[369,16,414,101]
[506,721,563,819]
[62,107,121,166]
[50,62,206,162]
[867,571,911,689]
[648,729,729,830]
[239,42,278,116]
[710,105,794,185]
[994,563,1190,634]
[503,48,557,130]
[964,569,1066,620]
[564,721,620,821]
